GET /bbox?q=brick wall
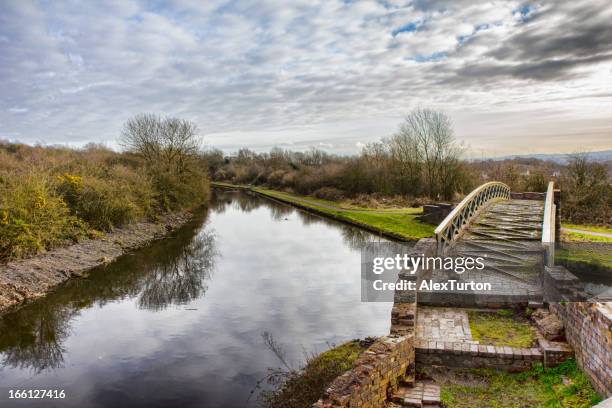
[313,335,415,408]
[415,339,545,372]
[312,239,428,407]
[550,302,612,397]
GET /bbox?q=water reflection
[138,231,217,310]
[0,190,393,408]
[0,215,216,372]
[0,303,74,372]
[211,190,384,250]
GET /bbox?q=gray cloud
[0,0,611,154]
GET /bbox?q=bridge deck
[421,199,546,306]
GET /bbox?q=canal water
[0,190,395,408]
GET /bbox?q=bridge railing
[542,181,556,266]
[434,181,511,254]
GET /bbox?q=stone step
[402,373,415,387]
[389,382,441,407]
[528,300,544,309]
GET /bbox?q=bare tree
[389,130,422,195]
[562,153,610,224]
[120,114,208,208]
[121,113,201,174]
[396,108,461,199]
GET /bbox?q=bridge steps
[425,199,547,307]
[389,382,441,407]
[455,200,544,284]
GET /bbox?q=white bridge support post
[542,181,556,267]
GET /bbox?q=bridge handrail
[542,181,556,266]
[542,181,555,244]
[434,181,511,253]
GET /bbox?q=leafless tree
[396,108,461,199]
[562,153,610,224]
[121,113,201,174]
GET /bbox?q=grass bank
[260,339,368,408]
[429,360,602,408]
[211,182,435,240]
[467,309,536,348]
[561,223,612,243]
[0,142,210,262]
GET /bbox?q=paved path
[416,307,475,343]
[561,227,612,239]
[257,190,417,214]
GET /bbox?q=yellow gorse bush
[0,172,86,259]
[35,193,46,209]
[0,140,210,261]
[57,173,83,189]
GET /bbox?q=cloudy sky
[1,0,611,156]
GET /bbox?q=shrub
[75,178,141,231]
[151,166,210,212]
[561,154,610,225]
[0,172,86,259]
[281,171,296,188]
[0,137,210,262]
[267,170,286,187]
[313,187,344,201]
[259,339,367,408]
[57,169,156,231]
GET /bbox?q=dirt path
[253,189,417,214]
[561,227,612,238]
[0,212,191,315]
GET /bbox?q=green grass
[309,339,365,371]
[561,231,612,243]
[555,247,612,269]
[562,224,612,234]
[211,181,248,189]
[300,195,422,213]
[250,187,434,240]
[260,339,367,408]
[340,211,434,239]
[437,360,601,408]
[467,310,536,348]
[561,223,612,243]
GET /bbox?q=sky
[1,0,611,157]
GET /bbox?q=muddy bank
[0,212,192,315]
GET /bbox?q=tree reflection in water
[0,304,75,372]
[138,231,217,310]
[0,214,217,372]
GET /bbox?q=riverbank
[211,182,435,241]
[0,211,192,315]
[561,223,612,243]
[0,142,210,261]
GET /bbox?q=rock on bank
[0,212,191,315]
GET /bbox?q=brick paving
[390,381,441,407]
[416,307,476,343]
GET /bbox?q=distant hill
[487,150,612,164]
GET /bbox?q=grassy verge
[561,231,612,243]
[260,340,367,408]
[212,182,435,240]
[562,224,612,235]
[555,247,612,269]
[561,223,612,243]
[467,309,536,348]
[434,360,601,408]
